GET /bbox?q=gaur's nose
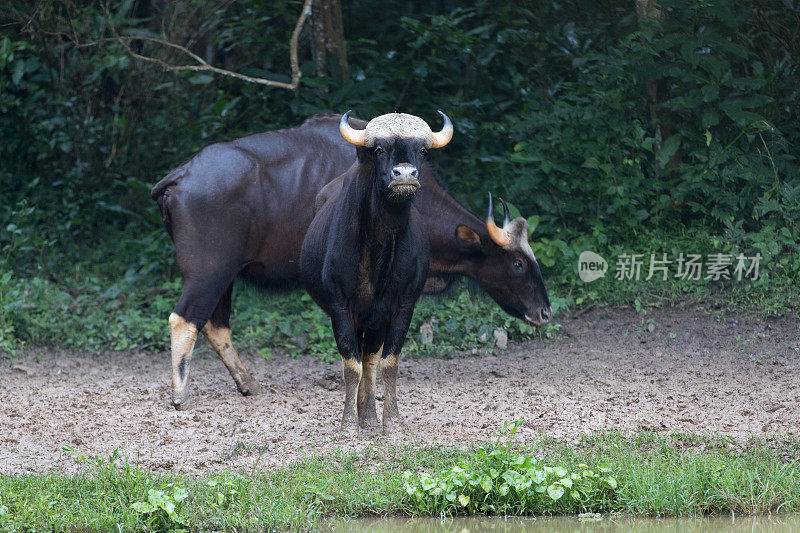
[540,306,551,324]
[391,163,419,180]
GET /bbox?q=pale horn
[430,111,453,149]
[339,111,367,146]
[486,192,512,247]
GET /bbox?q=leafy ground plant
[403,420,619,515]
[206,477,239,510]
[131,483,188,531]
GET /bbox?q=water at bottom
[330,514,800,533]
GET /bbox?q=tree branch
[86,0,313,90]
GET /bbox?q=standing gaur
[300,111,451,434]
[151,113,550,411]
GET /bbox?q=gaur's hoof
[382,417,405,436]
[338,424,360,439]
[239,378,262,396]
[359,418,381,430]
[339,414,360,439]
[171,391,192,411]
[359,415,380,430]
[172,399,192,411]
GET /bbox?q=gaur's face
[477,249,551,327]
[359,137,426,204]
[455,224,552,327]
[341,111,452,205]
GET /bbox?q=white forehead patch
[365,113,433,147]
[504,217,537,263]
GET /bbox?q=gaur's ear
[455,224,482,251]
[356,146,370,163]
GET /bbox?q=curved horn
[430,110,453,149]
[499,197,511,227]
[486,192,512,247]
[339,110,367,146]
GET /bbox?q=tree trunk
[635,0,679,169]
[635,0,661,19]
[328,0,349,82]
[310,0,349,87]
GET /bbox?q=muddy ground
[1,306,798,474]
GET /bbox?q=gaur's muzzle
[389,163,420,197]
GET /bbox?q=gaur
[300,111,449,433]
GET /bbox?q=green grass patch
[2,430,799,531]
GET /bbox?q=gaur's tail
[151,167,186,239]
[150,166,185,200]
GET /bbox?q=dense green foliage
[2,431,799,530]
[403,421,620,515]
[1,0,798,353]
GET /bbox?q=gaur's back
[151,117,360,286]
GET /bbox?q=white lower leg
[169,313,198,410]
[380,353,401,433]
[358,346,382,428]
[202,323,261,395]
[341,357,362,434]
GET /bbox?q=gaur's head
[339,111,453,205]
[455,193,552,327]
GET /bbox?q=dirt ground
[1,306,798,474]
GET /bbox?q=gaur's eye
[514,259,524,272]
[374,146,385,155]
[420,147,428,156]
